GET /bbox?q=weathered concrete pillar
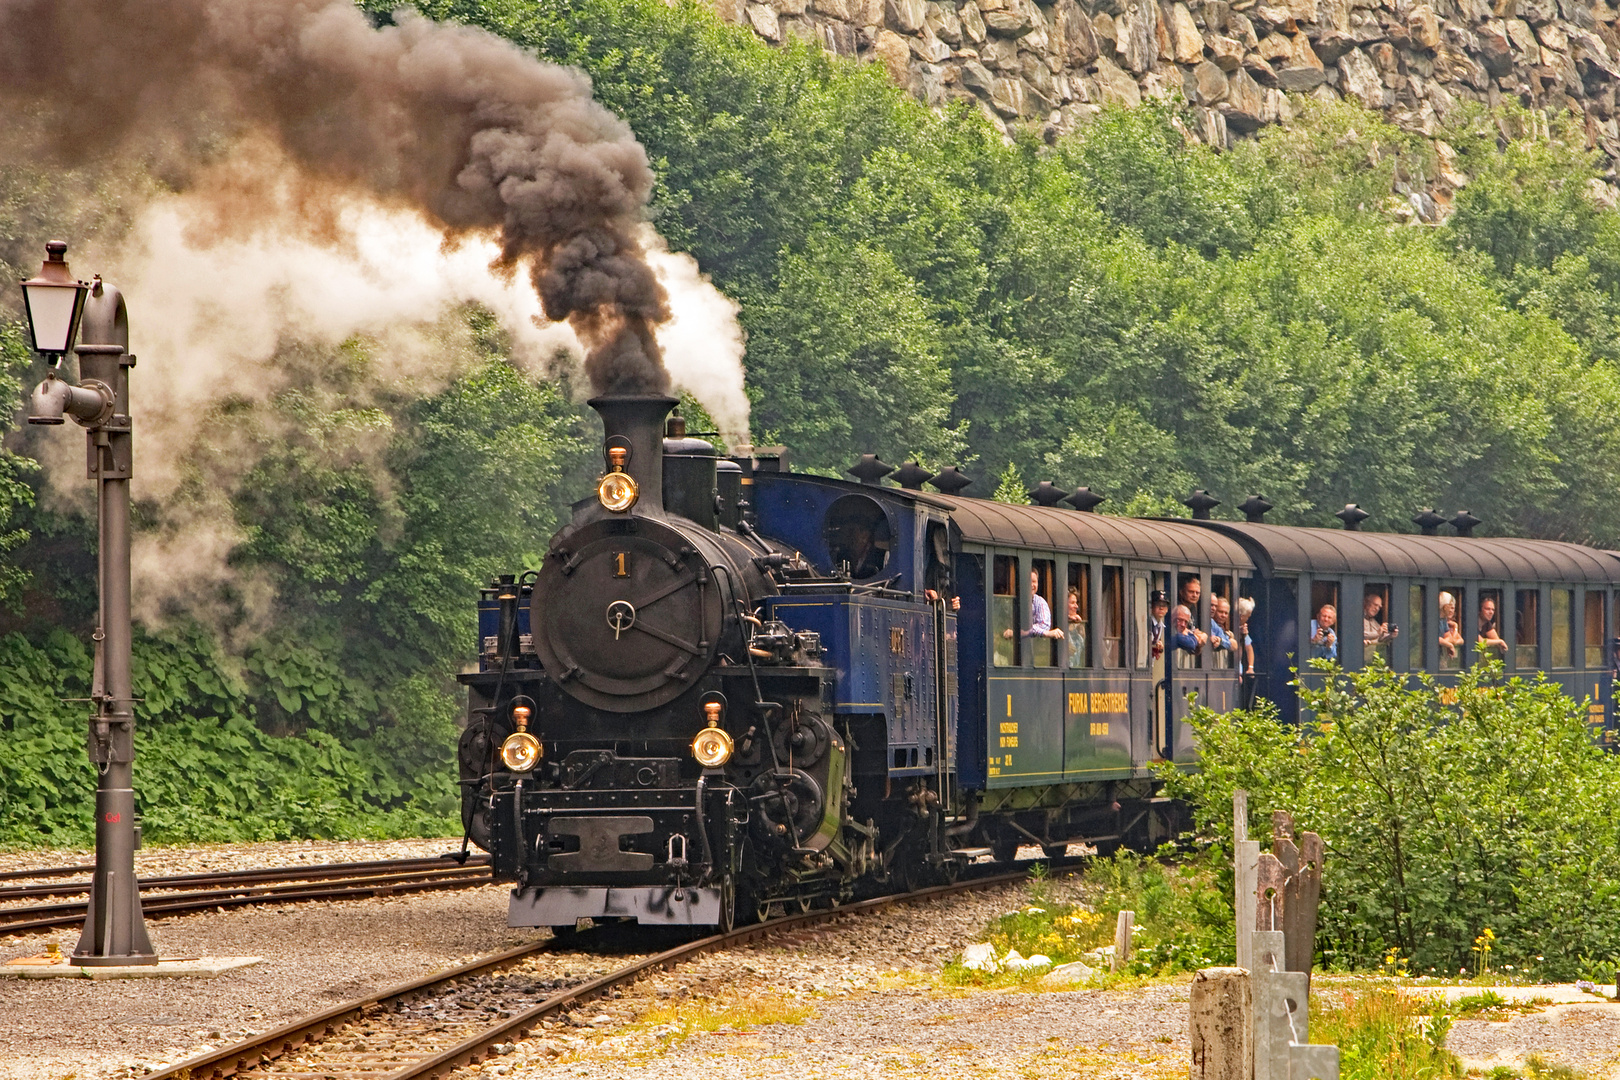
[1113,909,1134,972]
[1190,967,1252,1080]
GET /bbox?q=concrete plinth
[2,955,261,980]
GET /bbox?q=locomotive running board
[508,884,722,927]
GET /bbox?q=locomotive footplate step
[509,884,721,926]
[1,955,262,979]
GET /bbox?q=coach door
[1130,569,1170,768]
[1062,559,1132,780]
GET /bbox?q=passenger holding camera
[1310,604,1338,661]
[1363,592,1398,650]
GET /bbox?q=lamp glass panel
[23,284,82,352]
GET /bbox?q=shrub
[1162,655,1620,979]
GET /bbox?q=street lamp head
[20,240,90,361]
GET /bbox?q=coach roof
[1187,521,1619,583]
[931,495,1252,569]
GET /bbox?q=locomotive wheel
[991,839,1019,864]
[718,875,738,933]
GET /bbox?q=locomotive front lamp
[20,240,90,362]
[597,445,638,512]
[500,704,541,772]
[692,705,733,768]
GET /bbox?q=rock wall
[710,0,1620,162]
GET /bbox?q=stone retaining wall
[710,0,1620,162]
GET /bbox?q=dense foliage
[7,0,1620,849]
[1163,657,1620,980]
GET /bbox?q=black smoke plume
[0,0,673,394]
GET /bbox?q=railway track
[144,867,1032,1080]
[0,855,493,935]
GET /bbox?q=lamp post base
[71,953,160,968]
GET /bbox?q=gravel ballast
[5,839,1615,1080]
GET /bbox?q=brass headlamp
[691,701,733,768]
[500,704,541,772]
[597,445,638,512]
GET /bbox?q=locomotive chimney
[589,394,678,515]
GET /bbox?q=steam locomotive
[458,394,1620,931]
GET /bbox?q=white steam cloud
[37,172,750,630]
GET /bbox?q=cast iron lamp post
[21,240,155,966]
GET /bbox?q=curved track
[145,867,1032,1080]
[0,855,493,934]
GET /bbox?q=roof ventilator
[1028,481,1066,507]
[1183,489,1221,520]
[1335,503,1370,531]
[847,454,894,486]
[893,461,934,490]
[1450,509,1481,537]
[1412,508,1446,536]
[1239,494,1273,523]
[929,467,973,496]
[1062,486,1105,512]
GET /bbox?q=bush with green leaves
[1162,655,1620,979]
[0,628,457,848]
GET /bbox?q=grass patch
[1482,1056,1601,1079]
[944,848,1233,988]
[630,990,814,1047]
[1309,986,1463,1080]
[1448,989,1554,1021]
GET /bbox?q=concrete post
[1190,966,1251,1080]
[1234,790,1257,972]
[1113,909,1134,972]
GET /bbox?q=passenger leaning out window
[1477,595,1508,654]
[1209,596,1236,665]
[1438,592,1463,660]
[1363,593,1398,648]
[1310,604,1338,661]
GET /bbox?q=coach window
[1101,566,1125,668]
[992,555,1018,667]
[1586,590,1607,668]
[1308,580,1341,663]
[1363,583,1394,665]
[1134,575,1151,669]
[1067,563,1092,669]
[1438,586,1464,670]
[1408,585,1427,670]
[1478,588,1508,660]
[1210,575,1234,669]
[1552,589,1574,669]
[1513,589,1539,669]
[1032,558,1059,668]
